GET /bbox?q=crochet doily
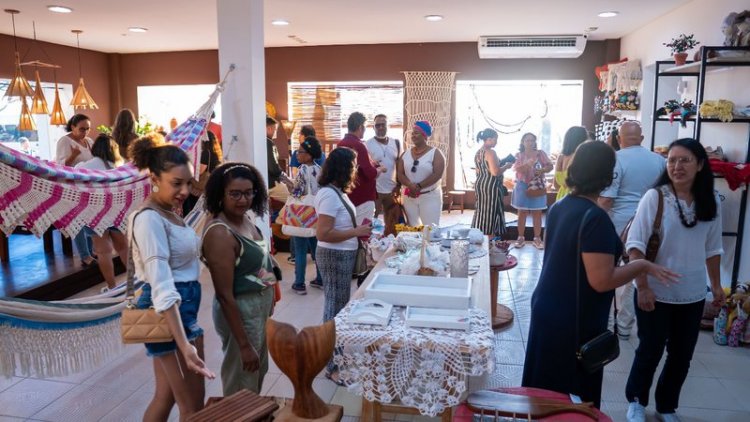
[334,299,495,416]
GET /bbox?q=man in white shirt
[599,121,666,339]
[365,114,401,235]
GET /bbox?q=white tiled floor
[1,210,748,421]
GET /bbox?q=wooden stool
[187,389,279,422]
[447,190,466,214]
[361,398,451,422]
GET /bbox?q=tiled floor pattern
[1,210,748,421]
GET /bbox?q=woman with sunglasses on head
[128,134,215,421]
[201,162,277,396]
[396,121,446,226]
[624,139,725,422]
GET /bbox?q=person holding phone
[472,128,512,237]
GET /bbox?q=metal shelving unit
[650,46,750,289]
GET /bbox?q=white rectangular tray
[364,273,472,309]
[348,299,394,327]
[405,306,470,331]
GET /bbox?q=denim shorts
[136,281,204,357]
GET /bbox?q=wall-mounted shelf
[659,55,750,76]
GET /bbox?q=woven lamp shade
[4,53,34,98]
[19,96,37,131]
[70,77,98,110]
[49,81,67,126]
[30,70,49,114]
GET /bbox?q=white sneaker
[626,401,646,422]
[656,412,682,422]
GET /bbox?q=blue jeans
[625,293,704,413]
[291,236,322,288]
[136,281,204,357]
[73,229,93,260]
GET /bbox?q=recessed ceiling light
[597,11,619,18]
[425,15,443,22]
[47,5,73,13]
[271,19,290,26]
[128,27,148,33]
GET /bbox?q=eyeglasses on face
[411,159,420,173]
[667,156,695,166]
[227,190,255,200]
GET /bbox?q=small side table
[489,254,517,329]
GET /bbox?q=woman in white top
[283,136,324,294]
[129,134,215,420]
[624,138,725,422]
[396,121,446,226]
[56,114,94,167]
[57,114,96,266]
[75,134,126,290]
[314,147,372,385]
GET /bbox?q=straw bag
[121,208,173,344]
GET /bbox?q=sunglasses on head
[411,159,419,173]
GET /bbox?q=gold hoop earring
[152,185,159,193]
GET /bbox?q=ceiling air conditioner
[478,35,587,59]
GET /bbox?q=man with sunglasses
[337,112,382,224]
[366,114,401,235]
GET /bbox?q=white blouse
[55,135,93,166]
[129,209,201,313]
[626,186,723,304]
[402,148,438,191]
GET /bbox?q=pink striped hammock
[0,90,217,239]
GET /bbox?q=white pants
[355,201,375,225]
[402,187,442,227]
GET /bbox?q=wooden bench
[187,389,279,422]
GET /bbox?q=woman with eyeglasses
[201,162,278,396]
[396,121,446,226]
[624,139,725,422]
[56,114,96,267]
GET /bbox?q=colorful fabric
[277,202,318,228]
[414,120,432,137]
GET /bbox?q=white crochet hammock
[0,71,230,378]
[402,71,457,172]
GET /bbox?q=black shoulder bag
[575,207,620,374]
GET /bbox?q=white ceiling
[0,0,692,54]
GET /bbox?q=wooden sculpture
[466,390,599,420]
[266,318,341,421]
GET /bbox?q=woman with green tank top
[201,163,278,396]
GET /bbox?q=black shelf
[650,46,750,290]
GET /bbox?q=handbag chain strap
[574,206,618,351]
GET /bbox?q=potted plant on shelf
[664,33,700,66]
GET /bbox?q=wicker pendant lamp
[49,73,67,126]
[19,96,37,131]
[30,69,49,114]
[3,10,34,98]
[70,30,98,110]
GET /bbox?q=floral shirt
[292,163,321,198]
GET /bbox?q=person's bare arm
[582,252,678,293]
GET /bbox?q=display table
[489,255,517,329]
[343,239,494,420]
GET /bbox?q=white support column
[216,0,267,175]
[216,0,268,226]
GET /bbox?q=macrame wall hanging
[402,71,456,168]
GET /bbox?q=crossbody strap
[327,186,357,229]
[574,207,617,349]
[653,188,664,233]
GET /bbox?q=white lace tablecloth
[334,299,495,417]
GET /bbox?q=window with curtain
[287,81,404,154]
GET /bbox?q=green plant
[96,117,157,136]
[664,33,699,54]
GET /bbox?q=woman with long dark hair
[624,138,725,422]
[111,108,138,160]
[553,126,589,201]
[522,141,677,408]
[471,128,511,236]
[315,147,372,385]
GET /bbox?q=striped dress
[471,148,506,236]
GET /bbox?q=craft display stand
[489,254,517,329]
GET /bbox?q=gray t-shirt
[600,146,666,234]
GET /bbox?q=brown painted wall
[0,34,111,130]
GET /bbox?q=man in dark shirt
[337,112,384,223]
[266,116,287,188]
